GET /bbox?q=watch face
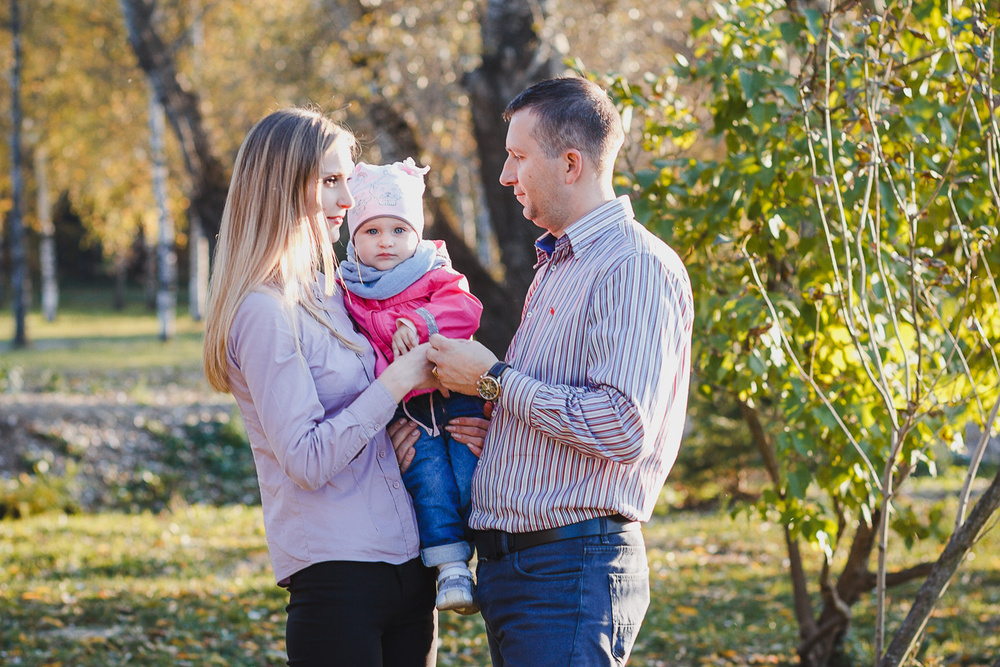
[477,376,501,401]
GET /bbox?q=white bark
[9,0,28,347]
[187,213,208,322]
[149,86,176,341]
[35,146,58,322]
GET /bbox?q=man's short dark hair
[503,77,624,175]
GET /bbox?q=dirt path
[1,375,237,513]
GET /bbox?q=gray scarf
[340,239,446,300]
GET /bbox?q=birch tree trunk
[188,213,208,322]
[8,0,28,347]
[35,146,58,322]
[186,0,207,322]
[149,87,176,341]
[119,0,228,248]
[143,223,156,309]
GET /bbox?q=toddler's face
[353,216,420,271]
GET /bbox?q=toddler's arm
[392,319,420,358]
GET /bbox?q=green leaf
[787,466,812,499]
[779,20,802,45]
[738,69,764,102]
[775,84,801,106]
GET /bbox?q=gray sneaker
[436,573,479,614]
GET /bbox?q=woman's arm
[231,293,433,490]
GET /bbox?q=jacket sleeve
[404,268,483,343]
[343,291,395,372]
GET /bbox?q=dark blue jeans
[398,391,485,567]
[476,530,650,666]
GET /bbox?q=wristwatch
[476,362,510,401]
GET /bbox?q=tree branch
[118,0,228,246]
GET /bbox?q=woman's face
[318,140,355,237]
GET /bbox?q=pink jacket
[344,249,483,401]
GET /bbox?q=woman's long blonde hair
[203,107,362,393]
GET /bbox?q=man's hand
[387,418,421,472]
[427,334,499,395]
[391,320,420,358]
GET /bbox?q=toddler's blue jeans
[398,391,484,567]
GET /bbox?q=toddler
[341,158,485,614]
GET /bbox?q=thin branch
[743,251,881,486]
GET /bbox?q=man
[427,76,693,666]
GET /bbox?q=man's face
[499,110,572,236]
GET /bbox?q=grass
[1,286,206,394]
[2,287,999,666]
[1,499,997,666]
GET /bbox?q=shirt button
[379,450,386,458]
[550,265,557,272]
[526,311,533,318]
[393,482,400,489]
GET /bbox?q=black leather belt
[473,514,640,560]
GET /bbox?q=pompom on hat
[347,158,430,239]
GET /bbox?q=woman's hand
[378,343,436,402]
[387,418,421,473]
[445,401,494,458]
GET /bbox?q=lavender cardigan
[226,286,421,585]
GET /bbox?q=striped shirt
[468,196,694,532]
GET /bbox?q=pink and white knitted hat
[347,158,430,239]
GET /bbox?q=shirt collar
[533,196,634,265]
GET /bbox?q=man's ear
[564,149,584,184]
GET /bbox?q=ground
[0,366,247,514]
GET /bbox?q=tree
[463,0,567,307]
[148,86,176,340]
[34,146,57,322]
[7,0,27,347]
[613,0,1000,664]
[118,0,228,248]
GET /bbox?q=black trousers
[285,558,437,667]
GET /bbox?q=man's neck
[549,179,616,238]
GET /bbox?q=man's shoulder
[599,217,688,276]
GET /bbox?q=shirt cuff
[352,378,402,437]
[498,368,540,421]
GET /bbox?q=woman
[203,107,486,666]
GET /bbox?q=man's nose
[499,160,514,186]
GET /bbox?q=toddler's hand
[392,320,420,358]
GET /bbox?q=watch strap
[487,362,510,380]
